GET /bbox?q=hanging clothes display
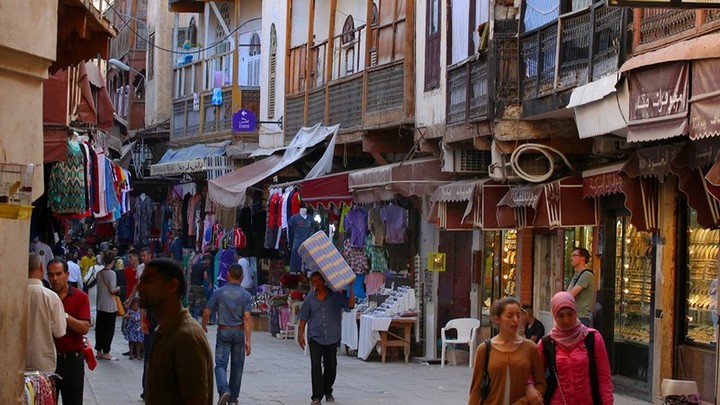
[288,210,313,273]
[344,205,368,248]
[134,194,154,247]
[48,140,88,217]
[381,202,408,272]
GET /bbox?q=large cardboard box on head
[298,231,355,291]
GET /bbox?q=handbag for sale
[82,336,97,370]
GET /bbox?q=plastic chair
[441,318,481,368]
[279,300,301,340]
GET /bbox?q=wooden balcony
[520,2,624,106]
[446,55,489,126]
[284,60,411,140]
[634,9,720,52]
[171,87,260,143]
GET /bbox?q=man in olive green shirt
[139,258,213,405]
[568,247,595,327]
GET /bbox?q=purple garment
[217,248,237,287]
[381,204,407,244]
[344,207,368,247]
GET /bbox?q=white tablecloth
[341,311,359,350]
[357,315,393,360]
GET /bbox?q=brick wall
[518,228,534,304]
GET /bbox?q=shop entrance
[437,230,473,339]
[598,206,655,400]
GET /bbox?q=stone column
[0,0,57,402]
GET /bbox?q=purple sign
[232,109,256,132]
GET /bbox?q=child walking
[124,298,144,359]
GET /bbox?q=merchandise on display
[614,222,653,345]
[686,227,719,346]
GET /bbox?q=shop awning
[672,139,720,227]
[689,58,720,141]
[428,179,490,229]
[43,128,69,163]
[619,32,720,73]
[208,124,340,207]
[76,62,114,131]
[496,176,595,228]
[626,62,689,143]
[620,144,684,179]
[150,141,231,176]
[348,157,453,203]
[534,176,596,228]
[582,162,655,231]
[481,181,511,229]
[582,162,625,198]
[567,75,629,139]
[293,172,352,209]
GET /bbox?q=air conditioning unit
[441,148,491,174]
[592,136,627,156]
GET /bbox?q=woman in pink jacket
[537,292,614,404]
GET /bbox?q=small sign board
[232,109,256,132]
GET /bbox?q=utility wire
[105,2,262,55]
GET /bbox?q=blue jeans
[215,328,246,402]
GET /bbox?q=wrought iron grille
[639,9,696,45]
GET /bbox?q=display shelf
[684,225,719,347]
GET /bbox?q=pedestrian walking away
[139,258,213,404]
[298,271,355,405]
[48,258,91,405]
[468,297,546,405]
[533,292,614,405]
[26,253,67,373]
[202,263,253,405]
[95,254,120,361]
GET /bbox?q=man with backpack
[568,247,595,327]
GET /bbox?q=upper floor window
[250,33,261,56]
[425,0,440,90]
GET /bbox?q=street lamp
[108,58,147,83]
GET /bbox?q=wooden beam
[362,130,413,154]
[324,0,338,125]
[304,0,316,126]
[493,117,579,141]
[370,152,387,165]
[493,136,593,155]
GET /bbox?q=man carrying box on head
[298,272,355,405]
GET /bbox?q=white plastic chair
[279,300,301,340]
[441,318,481,368]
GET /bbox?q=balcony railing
[171,87,260,142]
[447,55,489,126]
[639,9,695,46]
[520,2,623,101]
[331,24,366,81]
[173,59,203,99]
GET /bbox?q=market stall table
[356,314,418,363]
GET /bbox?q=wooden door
[437,230,473,338]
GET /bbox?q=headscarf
[550,291,588,349]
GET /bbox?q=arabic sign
[232,109,256,132]
[629,62,688,123]
[690,58,720,140]
[150,159,206,176]
[583,172,624,198]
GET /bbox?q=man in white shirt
[26,253,67,372]
[238,256,255,295]
[67,256,83,290]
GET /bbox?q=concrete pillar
[0,0,57,402]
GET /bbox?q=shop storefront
[583,160,660,401]
[672,139,720,401]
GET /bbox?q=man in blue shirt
[202,264,253,405]
[298,272,355,405]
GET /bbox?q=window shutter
[268,53,276,118]
[176,27,188,48]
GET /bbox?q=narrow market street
[80,321,653,405]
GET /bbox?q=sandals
[97,353,119,361]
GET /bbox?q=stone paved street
[77,320,654,405]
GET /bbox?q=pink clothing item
[551,291,576,317]
[365,272,385,295]
[538,328,614,405]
